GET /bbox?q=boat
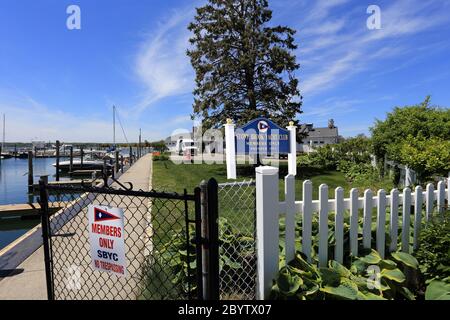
[0,114,12,159]
[0,153,13,159]
[16,152,29,159]
[53,159,113,172]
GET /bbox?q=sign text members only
[235,118,291,155]
[88,205,127,277]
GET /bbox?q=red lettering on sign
[91,223,122,238]
[99,238,114,249]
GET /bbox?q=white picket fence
[255,166,450,299]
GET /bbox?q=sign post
[287,121,297,176]
[224,119,237,180]
[88,205,127,277]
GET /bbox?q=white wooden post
[284,174,296,264]
[402,188,411,253]
[448,176,450,207]
[318,184,329,267]
[287,122,297,176]
[426,183,434,222]
[256,166,279,300]
[405,166,412,188]
[437,181,445,216]
[448,176,450,209]
[363,189,373,249]
[389,189,399,253]
[413,186,423,251]
[349,188,359,257]
[224,119,236,180]
[334,187,344,264]
[376,190,386,258]
[302,180,313,262]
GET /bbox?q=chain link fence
[217,180,256,300]
[41,183,199,300]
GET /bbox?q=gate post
[206,178,219,300]
[38,175,54,300]
[255,166,279,300]
[199,181,209,299]
[194,186,204,300]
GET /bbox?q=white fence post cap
[255,166,279,175]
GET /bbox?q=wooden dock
[0,202,66,218]
[30,179,103,193]
[69,169,102,176]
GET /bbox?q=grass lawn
[152,160,394,200]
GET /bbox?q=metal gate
[38,176,204,300]
[217,180,257,300]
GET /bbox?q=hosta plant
[271,249,419,300]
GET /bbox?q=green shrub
[337,161,378,183]
[271,250,418,300]
[153,154,170,161]
[297,145,338,170]
[415,212,450,283]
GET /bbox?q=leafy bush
[415,213,450,283]
[337,161,379,183]
[371,97,450,182]
[153,153,170,161]
[297,136,383,187]
[297,144,338,170]
[271,250,419,300]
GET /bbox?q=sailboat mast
[2,114,5,152]
[113,105,116,148]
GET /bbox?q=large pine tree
[187,0,302,129]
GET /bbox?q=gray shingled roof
[306,127,338,138]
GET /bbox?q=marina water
[0,157,63,250]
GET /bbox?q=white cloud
[302,98,362,118]
[297,0,450,98]
[304,0,351,23]
[133,9,196,112]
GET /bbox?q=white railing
[255,166,450,299]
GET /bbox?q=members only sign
[88,205,127,277]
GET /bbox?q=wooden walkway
[0,154,153,300]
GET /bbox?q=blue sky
[0,0,449,142]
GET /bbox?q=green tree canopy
[187,0,302,129]
[371,96,450,159]
[396,135,450,181]
[371,96,450,181]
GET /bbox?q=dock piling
[69,146,73,177]
[129,146,133,165]
[80,146,84,169]
[28,151,33,193]
[55,140,60,181]
[115,150,119,174]
[103,159,108,186]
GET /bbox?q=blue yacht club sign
[235,118,291,155]
[224,116,297,179]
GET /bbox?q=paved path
[0,154,153,300]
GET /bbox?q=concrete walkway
[0,154,153,300]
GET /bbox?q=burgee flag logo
[94,207,120,222]
[258,120,269,133]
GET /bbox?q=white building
[297,120,341,153]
